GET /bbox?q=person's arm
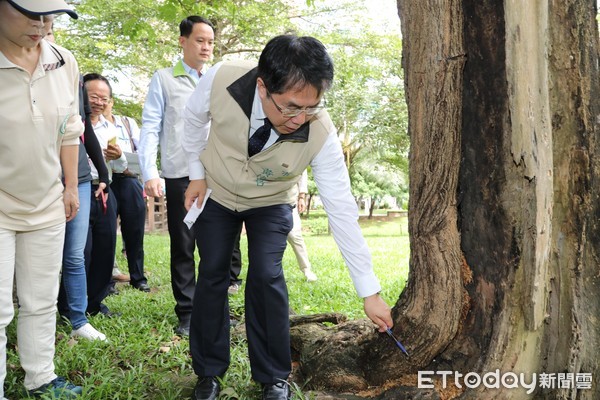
[139,72,165,197]
[82,88,108,195]
[61,144,79,221]
[60,61,85,221]
[181,62,221,210]
[83,122,108,196]
[297,170,308,213]
[311,131,392,331]
[105,138,127,173]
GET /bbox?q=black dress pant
[85,186,117,314]
[111,174,147,286]
[165,178,243,325]
[165,177,197,325]
[230,227,243,285]
[190,199,293,384]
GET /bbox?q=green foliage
[295,4,408,198]
[5,216,408,399]
[324,31,408,171]
[59,0,178,81]
[58,0,409,203]
[59,0,300,84]
[112,97,143,124]
[350,155,408,212]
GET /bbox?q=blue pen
[386,327,409,357]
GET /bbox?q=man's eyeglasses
[266,90,324,118]
[89,95,111,104]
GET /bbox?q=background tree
[58,0,300,120]
[323,31,408,201]
[351,158,406,218]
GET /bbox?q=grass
[5,212,409,399]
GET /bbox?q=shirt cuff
[351,270,382,298]
[189,159,205,180]
[143,166,160,183]
[111,153,128,173]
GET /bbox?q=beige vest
[201,61,333,211]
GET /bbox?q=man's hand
[104,143,122,160]
[364,293,393,332]
[297,195,307,213]
[63,185,79,222]
[184,179,207,211]
[144,178,164,198]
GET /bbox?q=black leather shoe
[132,282,151,292]
[107,285,120,296]
[192,377,219,400]
[175,321,190,337]
[262,381,290,400]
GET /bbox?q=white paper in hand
[183,189,212,229]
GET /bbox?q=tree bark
[368,197,375,218]
[442,1,600,398]
[392,0,467,373]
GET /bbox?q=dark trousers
[165,178,197,324]
[165,178,242,324]
[111,175,147,285]
[85,186,117,314]
[230,228,243,285]
[190,199,293,384]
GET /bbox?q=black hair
[258,35,334,97]
[82,73,113,97]
[180,15,215,37]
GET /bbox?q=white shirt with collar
[111,114,140,153]
[182,61,381,299]
[139,59,208,182]
[90,114,127,180]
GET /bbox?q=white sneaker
[303,269,318,282]
[71,323,107,341]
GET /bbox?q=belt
[112,170,138,179]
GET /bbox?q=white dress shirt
[139,59,206,182]
[90,115,127,180]
[182,62,381,299]
[111,114,140,153]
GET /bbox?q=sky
[293,0,400,36]
[365,0,401,33]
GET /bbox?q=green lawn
[5,213,409,399]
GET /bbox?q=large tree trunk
[439,1,600,398]
[292,0,466,391]
[290,1,600,399]
[291,0,467,393]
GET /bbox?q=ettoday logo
[418,370,593,394]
